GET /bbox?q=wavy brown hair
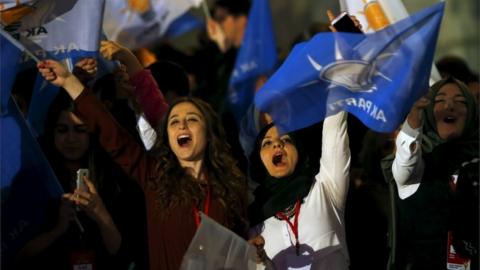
[149,97,248,231]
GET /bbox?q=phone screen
[331,12,363,33]
[76,169,89,192]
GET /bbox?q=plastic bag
[180,213,257,270]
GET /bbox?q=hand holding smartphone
[330,11,363,34]
[76,168,89,193]
[75,169,89,211]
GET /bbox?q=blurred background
[172,0,479,73]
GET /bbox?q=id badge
[286,251,312,270]
[71,249,95,270]
[446,231,471,270]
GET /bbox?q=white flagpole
[201,0,211,20]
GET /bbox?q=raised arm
[100,40,168,127]
[315,111,350,209]
[37,60,155,189]
[391,94,430,199]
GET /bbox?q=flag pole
[0,28,40,63]
[201,0,211,20]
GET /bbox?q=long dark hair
[41,91,111,193]
[150,97,247,229]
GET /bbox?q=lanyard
[276,200,301,256]
[193,185,211,228]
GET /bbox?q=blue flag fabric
[1,93,63,270]
[3,0,104,63]
[255,2,444,134]
[1,18,63,267]
[164,12,204,39]
[0,32,22,114]
[228,0,277,123]
[2,0,105,136]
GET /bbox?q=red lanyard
[275,200,301,255]
[193,185,211,228]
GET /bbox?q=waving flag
[103,0,202,49]
[228,0,277,123]
[0,36,63,268]
[2,0,103,63]
[255,2,444,134]
[1,0,105,135]
[339,0,441,82]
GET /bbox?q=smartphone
[331,12,363,33]
[76,168,89,193]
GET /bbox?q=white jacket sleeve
[315,111,350,209]
[392,121,425,199]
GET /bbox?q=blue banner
[1,94,63,270]
[228,0,277,123]
[0,32,22,114]
[255,3,444,133]
[2,0,105,136]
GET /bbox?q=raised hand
[37,59,84,99]
[407,91,432,129]
[37,60,71,87]
[73,57,98,83]
[327,9,363,33]
[206,18,227,52]
[100,40,143,77]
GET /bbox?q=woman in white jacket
[248,111,351,270]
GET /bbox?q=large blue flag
[0,38,63,267]
[2,0,105,135]
[0,31,22,114]
[1,98,64,269]
[255,2,444,134]
[228,0,277,123]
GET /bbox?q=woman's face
[54,111,90,161]
[260,126,298,178]
[167,102,207,163]
[433,83,467,140]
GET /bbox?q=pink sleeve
[130,69,169,127]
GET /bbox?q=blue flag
[1,98,63,269]
[0,32,22,114]
[103,0,202,49]
[1,90,63,270]
[228,0,277,123]
[164,12,204,39]
[2,0,105,135]
[255,2,444,134]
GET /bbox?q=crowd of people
[5,0,479,270]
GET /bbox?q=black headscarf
[382,76,479,182]
[248,123,315,226]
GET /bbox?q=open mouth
[443,116,457,124]
[177,134,192,147]
[272,152,284,166]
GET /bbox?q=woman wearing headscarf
[248,111,351,269]
[382,77,479,270]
